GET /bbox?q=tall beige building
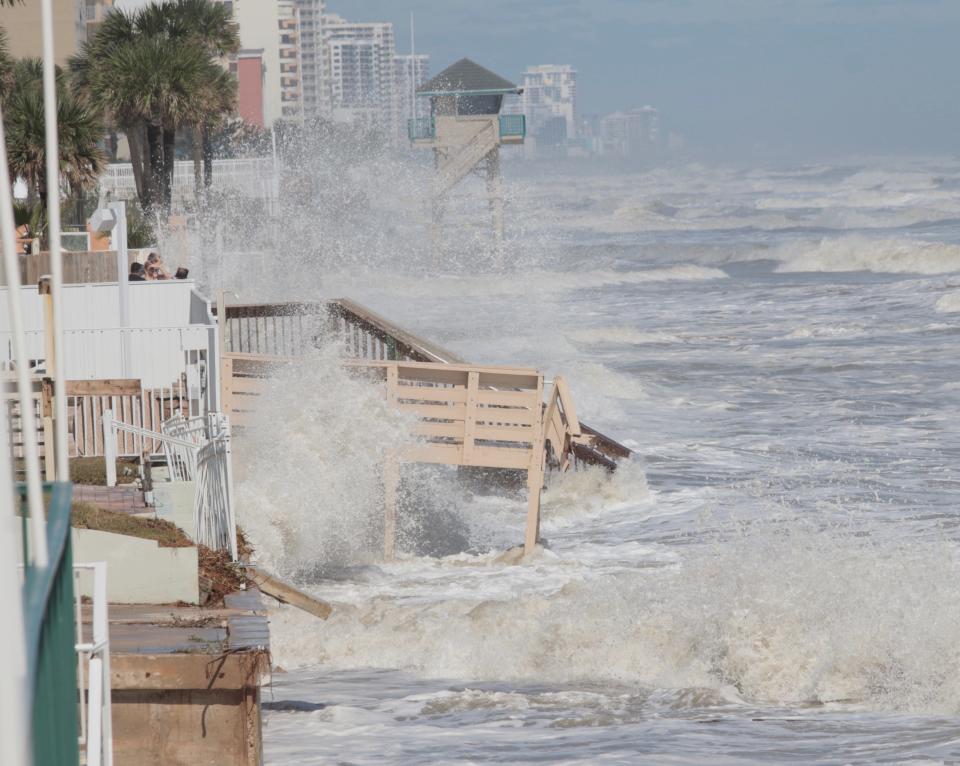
[1,0,110,65]
[232,0,299,125]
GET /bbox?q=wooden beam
[65,379,142,396]
[244,567,332,620]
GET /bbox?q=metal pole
[41,0,69,483]
[0,114,47,567]
[109,202,130,377]
[410,13,416,123]
[0,354,30,766]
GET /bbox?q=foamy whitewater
[227,159,960,764]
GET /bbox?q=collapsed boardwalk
[217,297,631,556]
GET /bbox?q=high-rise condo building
[599,107,660,157]
[504,64,577,155]
[3,0,112,65]
[296,0,329,119]
[323,14,398,137]
[235,0,299,125]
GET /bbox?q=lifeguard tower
[408,58,526,264]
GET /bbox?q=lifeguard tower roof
[418,58,520,96]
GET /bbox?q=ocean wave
[271,521,960,715]
[935,291,960,313]
[771,235,960,274]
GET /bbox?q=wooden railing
[215,298,632,469]
[328,298,631,469]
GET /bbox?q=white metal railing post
[223,417,238,560]
[103,410,117,487]
[75,562,113,766]
[41,0,69,483]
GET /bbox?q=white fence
[99,158,278,202]
[104,411,237,559]
[74,562,113,766]
[0,326,216,390]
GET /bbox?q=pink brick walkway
[73,484,147,514]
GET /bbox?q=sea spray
[268,516,960,715]
[233,345,412,578]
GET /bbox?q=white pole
[0,117,47,568]
[410,13,416,122]
[41,0,69,482]
[0,363,30,766]
[109,202,130,377]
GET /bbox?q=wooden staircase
[433,121,499,197]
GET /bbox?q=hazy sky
[113,0,960,158]
[330,0,960,159]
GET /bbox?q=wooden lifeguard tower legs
[485,146,505,269]
[383,451,400,561]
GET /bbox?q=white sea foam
[567,327,680,345]
[935,291,960,313]
[772,235,960,274]
[234,346,412,578]
[270,521,960,714]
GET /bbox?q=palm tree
[3,59,105,218]
[0,27,14,101]
[70,0,239,214]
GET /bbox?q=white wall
[73,529,199,604]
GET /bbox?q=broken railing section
[215,298,632,470]
[348,359,548,557]
[329,299,631,470]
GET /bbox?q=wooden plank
[410,421,464,439]
[66,378,142,396]
[473,423,534,442]
[395,385,468,404]
[468,446,532,470]
[245,567,332,619]
[401,442,464,465]
[475,389,537,406]
[396,402,466,420]
[476,407,537,426]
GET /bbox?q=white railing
[99,158,278,201]
[194,415,237,560]
[73,562,113,766]
[103,410,238,559]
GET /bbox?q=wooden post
[485,146,505,268]
[103,408,117,487]
[462,371,478,465]
[524,373,546,556]
[38,278,59,478]
[383,365,399,559]
[384,452,399,561]
[42,416,55,480]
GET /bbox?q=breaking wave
[935,291,960,313]
[271,519,960,715]
[234,346,411,578]
[771,235,960,274]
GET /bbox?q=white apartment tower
[323,14,398,137]
[296,0,329,119]
[394,54,430,141]
[510,65,577,149]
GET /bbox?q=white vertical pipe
[0,361,30,765]
[41,0,69,483]
[0,115,48,567]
